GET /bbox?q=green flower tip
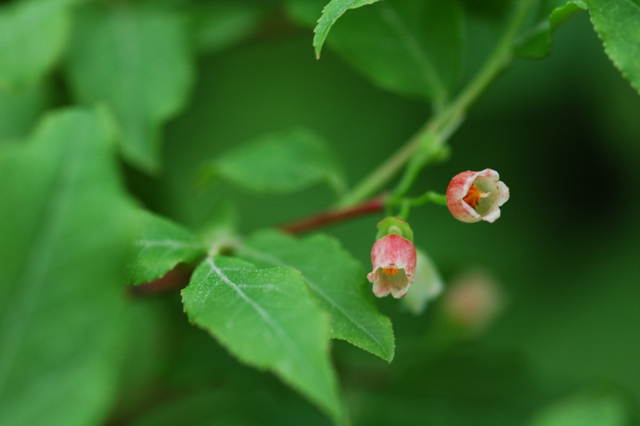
[376,217,414,242]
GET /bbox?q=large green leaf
[182,255,343,422]
[0,108,135,425]
[585,0,640,95]
[65,2,194,172]
[516,0,586,58]
[205,128,346,195]
[320,0,464,104]
[0,0,72,89]
[313,0,382,58]
[238,230,395,362]
[127,210,206,285]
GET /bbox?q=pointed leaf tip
[182,255,344,422]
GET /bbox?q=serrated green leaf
[584,0,640,95]
[182,255,343,422]
[127,210,206,285]
[0,0,72,89]
[321,0,464,104]
[0,108,135,425]
[529,392,630,426]
[65,2,194,172]
[207,129,346,195]
[238,230,395,362]
[516,0,586,58]
[313,0,382,58]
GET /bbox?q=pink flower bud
[367,234,417,299]
[446,169,510,223]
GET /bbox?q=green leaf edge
[64,1,196,174]
[0,0,75,90]
[584,0,640,96]
[515,1,587,59]
[127,210,207,285]
[313,0,382,58]
[305,234,395,362]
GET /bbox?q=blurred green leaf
[205,129,347,195]
[0,83,51,141]
[0,108,135,425]
[400,248,443,315]
[132,389,331,426]
[347,348,541,425]
[515,0,586,58]
[0,0,72,89]
[197,199,239,244]
[323,0,464,104]
[114,300,170,417]
[182,255,343,422]
[529,391,631,426]
[188,1,271,54]
[127,210,206,285]
[584,0,640,95]
[65,1,194,172]
[238,230,395,362]
[313,0,382,58]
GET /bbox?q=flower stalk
[335,0,536,210]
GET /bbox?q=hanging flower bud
[446,169,509,223]
[367,217,417,299]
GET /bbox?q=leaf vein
[137,239,202,249]
[206,257,296,354]
[239,247,389,357]
[0,122,85,390]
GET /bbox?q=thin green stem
[387,190,447,213]
[389,113,461,202]
[433,0,534,128]
[336,0,535,209]
[410,191,447,207]
[336,134,419,208]
[397,199,412,221]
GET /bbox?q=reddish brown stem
[279,194,386,234]
[130,195,386,297]
[128,265,195,298]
